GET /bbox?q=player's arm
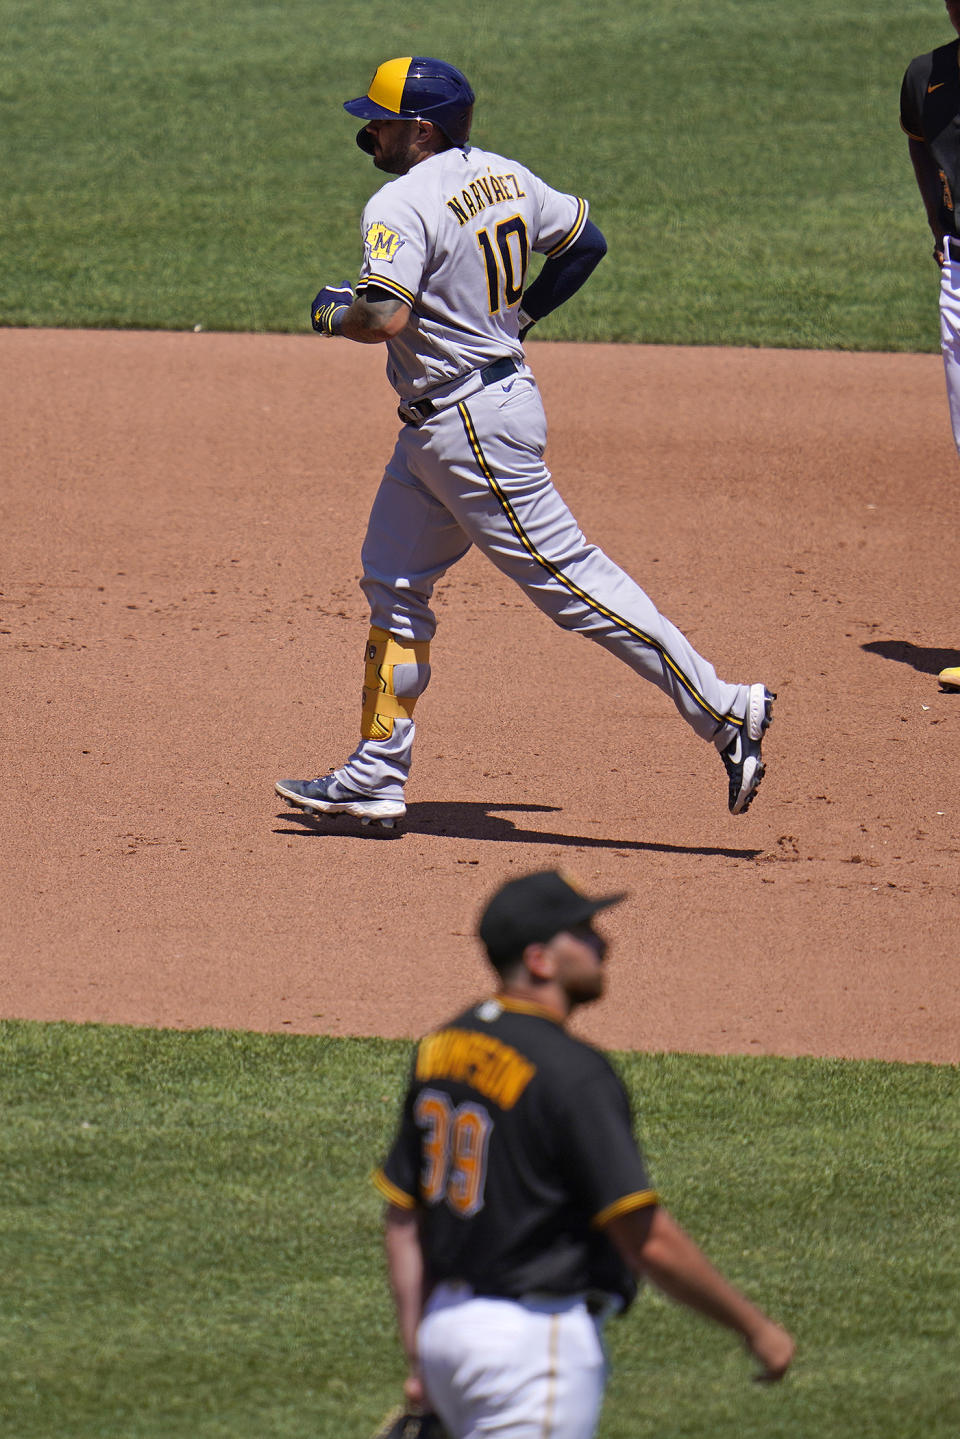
[517,219,607,338]
[906,137,947,260]
[604,1205,795,1382]
[339,288,411,343]
[383,1202,429,1406]
[311,283,410,343]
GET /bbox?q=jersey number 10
[415,1088,493,1217]
[477,217,530,315]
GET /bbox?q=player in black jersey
[373,870,794,1439]
[901,3,960,688]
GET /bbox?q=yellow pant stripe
[540,1315,560,1439]
[456,401,735,731]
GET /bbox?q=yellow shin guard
[361,627,431,741]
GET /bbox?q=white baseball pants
[338,369,749,799]
[418,1283,608,1439]
[941,239,960,455]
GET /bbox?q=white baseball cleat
[275,775,406,828]
[719,684,775,815]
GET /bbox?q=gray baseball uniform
[334,144,749,797]
[276,59,773,824]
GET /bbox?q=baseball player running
[276,57,775,826]
[373,869,796,1439]
[901,5,960,689]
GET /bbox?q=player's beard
[371,120,420,174]
[566,970,605,1008]
[561,928,607,1008]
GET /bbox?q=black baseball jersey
[373,995,658,1312]
[900,39,960,238]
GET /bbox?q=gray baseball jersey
[356,145,587,399]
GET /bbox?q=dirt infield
[2,328,958,1063]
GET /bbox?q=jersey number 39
[415,1088,492,1217]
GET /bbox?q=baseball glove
[371,1408,447,1439]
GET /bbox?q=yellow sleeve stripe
[591,1189,659,1229]
[545,198,588,258]
[360,274,416,307]
[371,1168,418,1209]
[900,121,924,140]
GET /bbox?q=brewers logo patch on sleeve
[365,221,405,263]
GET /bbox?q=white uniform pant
[941,240,960,455]
[418,1284,608,1439]
[339,370,748,798]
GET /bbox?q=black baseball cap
[478,869,627,967]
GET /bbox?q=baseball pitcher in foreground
[373,870,796,1439]
[276,57,775,828]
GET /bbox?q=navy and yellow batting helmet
[344,56,475,151]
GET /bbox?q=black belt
[586,1291,622,1318]
[512,1289,621,1318]
[398,357,520,425]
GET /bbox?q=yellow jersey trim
[545,198,588,258]
[591,1189,659,1229]
[496,994,564,1025]
[372,1168,418,1209]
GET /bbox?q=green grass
[0,0,950,347]
[1,1021,957,1438]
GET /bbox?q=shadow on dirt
[862,639,960,675]
[274,800,762,858]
